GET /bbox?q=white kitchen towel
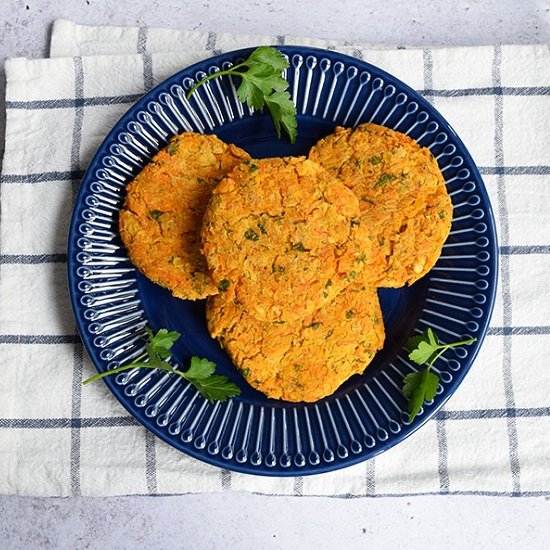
[1,20,549,496]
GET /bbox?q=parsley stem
[427,337,477,369]
[186,66,246,99]
[82,351,147,384]
[83,361,186,385]
[441,337,477,348]
[83,362,153,385]
[427,348,448,370]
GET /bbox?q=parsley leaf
[187,374,242,402]
[403,370,440,423]
[185,356,216,380]
[403,328,477,422]
[237,73,267,110]
[187,46,297,143]
[145,326,179,359]
[264,90,298,143]
[409,341,439,365]
[83,327,240,402]
[246,46,289,71]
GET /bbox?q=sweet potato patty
[207,282,385,402]
[309,123,452,287]
[201,156,371,322]
[119,132,250,300]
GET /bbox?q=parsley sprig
[403,328,476,422]
[187,46,297,143]
[83,327,240,402]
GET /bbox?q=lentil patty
[207,283,385,402]
[119,132,250,300]
[201,156,370,322]
[309,123,452,286]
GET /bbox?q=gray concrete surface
[2,492,550,549]
[2,1,550,548]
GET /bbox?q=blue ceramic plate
[67,46,498,476]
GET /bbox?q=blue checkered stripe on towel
[1,33,549,496]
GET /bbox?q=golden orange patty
[385,185,452,284]
[119,132,250,300]
[201,156,371,322]
[309,123,452,287]
[207,283,385,402]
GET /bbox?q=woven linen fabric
[0,20,549,497]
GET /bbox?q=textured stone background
[1,1,550,548]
